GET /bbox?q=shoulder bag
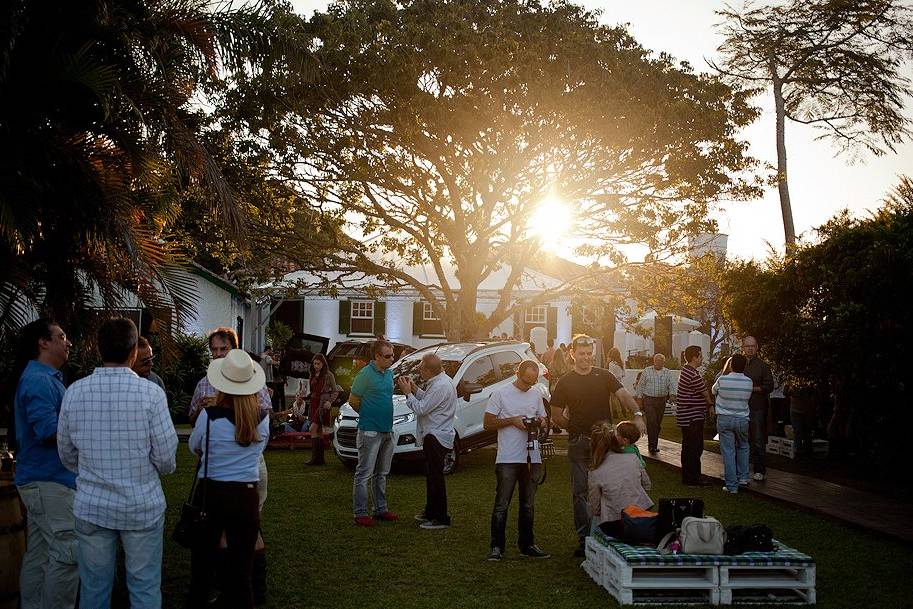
[172,414,210,549]
[680,516,726,555]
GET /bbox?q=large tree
[229,0,760,340]
[713,0,913,247]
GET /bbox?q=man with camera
[551,335,645,557]
[483,360,549,561]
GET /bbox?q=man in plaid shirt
[634,354,677,455]
[57,318,177,609]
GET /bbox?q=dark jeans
[642,396,667,452]
[267,382,285,412]
[567,434,591,543]
[189,481,260,609]
[790,408,813,457]
[423,434,450,524]
[749,408,767,474]
[680,420,704,483]
[490,463,540,551]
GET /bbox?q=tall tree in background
[714,0,913,247]
[232,0,760,340]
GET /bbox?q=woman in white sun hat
[188,349,269,609]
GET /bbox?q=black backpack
[724,524,775,554]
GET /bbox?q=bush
[155,334,210,423]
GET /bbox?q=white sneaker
[722,486,738,494]
[752,472,766,481]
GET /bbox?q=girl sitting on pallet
[588,421,654,538]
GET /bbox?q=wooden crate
[718,564,816,605]
[600,541,720,605]
[766,436,784,455]
[582,536,606,586]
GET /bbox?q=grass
[159,440,912,609]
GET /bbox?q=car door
[456,354,499,443]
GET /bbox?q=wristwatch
[634,411,643,417]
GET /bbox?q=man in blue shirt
[13,318,78,609]
[350,339,398,526]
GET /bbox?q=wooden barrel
[0,472,25,609]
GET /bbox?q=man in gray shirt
[397,353,456,530]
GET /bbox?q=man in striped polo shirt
[675,345,712,486]
[712,354,753,493]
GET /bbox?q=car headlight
[392,412,416,426]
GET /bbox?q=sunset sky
[291,0,913,261]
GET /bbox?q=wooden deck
[635,435,913,544]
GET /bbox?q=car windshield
[392,355,461,394]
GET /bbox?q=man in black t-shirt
[551,335,645,557]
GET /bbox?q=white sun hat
[206,349,266,396]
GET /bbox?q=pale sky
[291,0,913,261]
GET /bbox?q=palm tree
[0,0,313,340]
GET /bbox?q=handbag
[172,415,210,549]
[621,505,660,545]
[724,524,775,554]
[658,497,704,535]
[680,516,726,555]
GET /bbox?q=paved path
[635,435,913,544]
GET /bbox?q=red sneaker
[374,511,399,522]
[354,516,375,527]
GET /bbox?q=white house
[255,263,574,352]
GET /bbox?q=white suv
[332,341,550,474]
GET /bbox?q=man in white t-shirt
[483,360,549,561]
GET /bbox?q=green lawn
[160,441,911,609]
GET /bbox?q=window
[525,305,547,324]
[420,301,444,336]
[490,351,522,379]
[422,302,439,320]
[350,301,374,334]
[461,356,498,388]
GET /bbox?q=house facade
[256,264,574,352]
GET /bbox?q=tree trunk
[771,65,796,248]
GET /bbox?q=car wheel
[442,438,460,475]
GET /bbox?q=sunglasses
[139,357,154,365]
[378,353,395,360]
[573,338,596,347]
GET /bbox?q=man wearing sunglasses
[350,339,399,526]
[132,336,165,392]
[551,334,645,557]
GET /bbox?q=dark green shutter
[374,301,386,337]
[413,302,423,336]
[338,300,351,334]
[547,306,558,341]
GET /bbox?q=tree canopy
[228,0,761,339]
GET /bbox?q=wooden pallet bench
[584,531,816,606]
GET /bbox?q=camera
[522,417,541,451]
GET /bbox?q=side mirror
[458,381,483,401]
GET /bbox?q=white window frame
[350,300,374,334]
[422,302,440,321]
[525,305,547,324]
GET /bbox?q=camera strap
[527,440,547,486]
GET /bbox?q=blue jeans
[717,415,750,491]
[75,515,164,609]
[352,430,395,517]
[749,408,767,474]
[568,434,591,543]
